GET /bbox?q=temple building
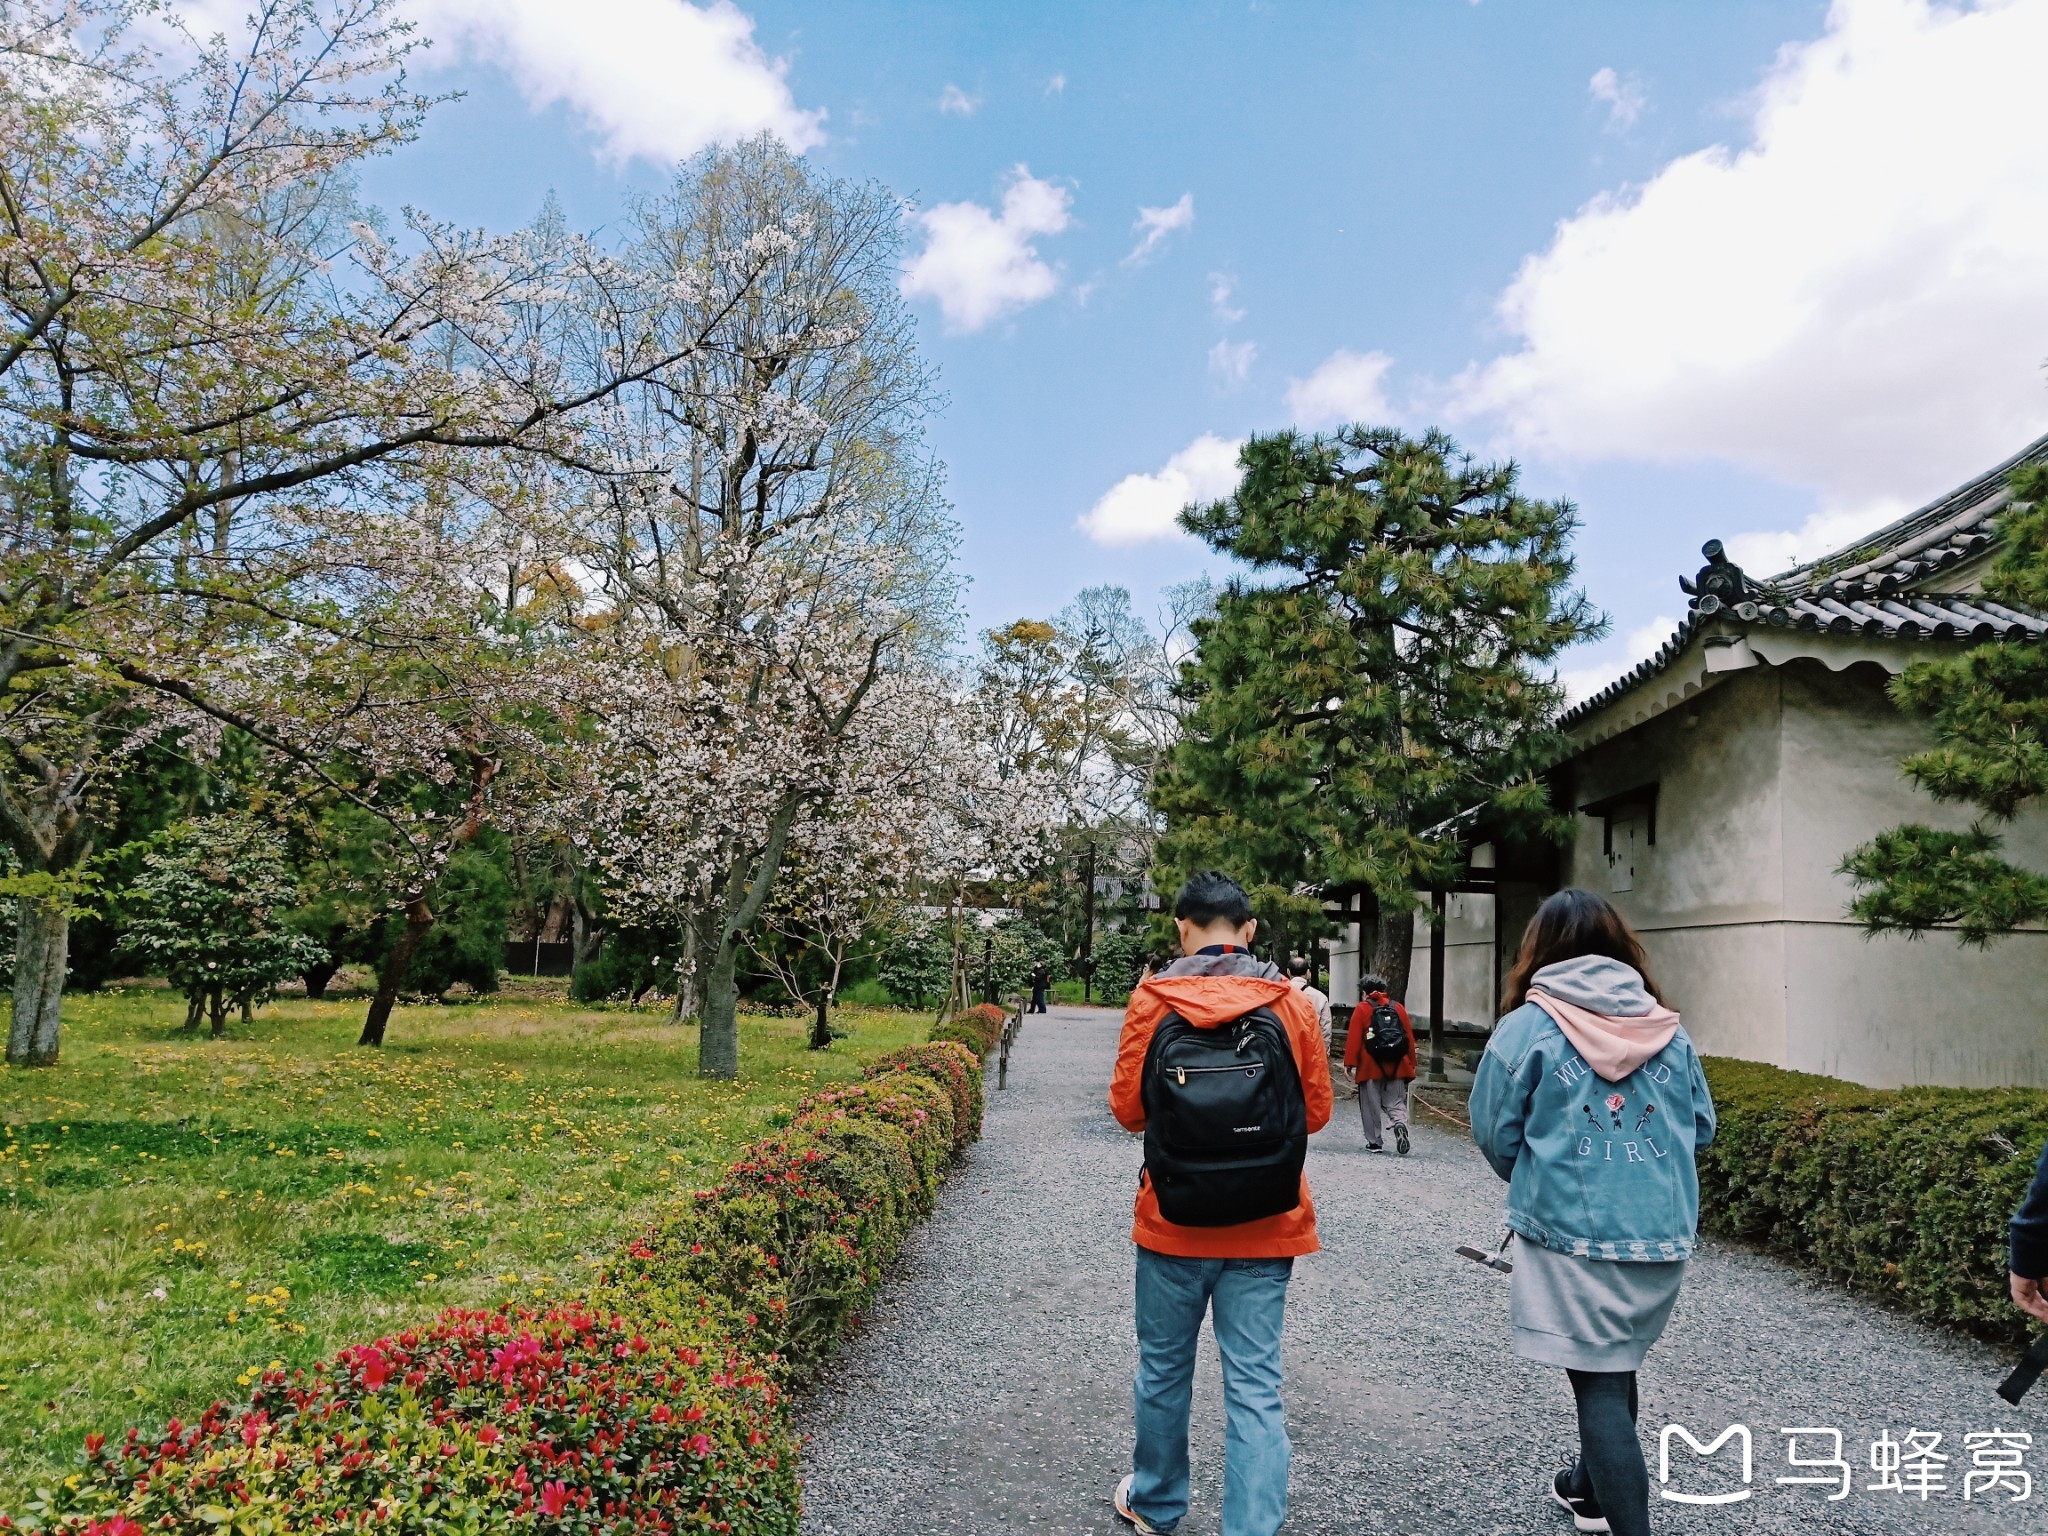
[1329,431,2048,1089]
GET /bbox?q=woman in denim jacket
[1471,890,1716,1536]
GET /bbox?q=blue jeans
[1128,1247,1293,1536]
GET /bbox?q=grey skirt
[1510,1236,1687,1371]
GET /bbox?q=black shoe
[1394,1124,1410,1155]
[1364,1141,1384,1153]
[1550,1465,1609,1533]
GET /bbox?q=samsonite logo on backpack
[1140,1006,1308,1227]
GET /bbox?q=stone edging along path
[798,1006,2035,1536]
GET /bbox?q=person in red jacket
[1108,872,1332,1536]
[1342,972,1416,1155]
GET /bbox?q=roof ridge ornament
[1679,539,1749,612]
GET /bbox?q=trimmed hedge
[929,1002,1007,1057]
[865,1043,983,1151]
[9,1054,978,1536]
[1698,1058,2048,1348]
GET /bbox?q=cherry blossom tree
[0,2,784,1062]
[556,140,963,1079]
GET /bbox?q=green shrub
[865,1043,983,1151]
[1698,1058,2048,1347]
[11,1052,981,1533]
[931,1002,1007,1058]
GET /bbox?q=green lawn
[0,984,926,1508]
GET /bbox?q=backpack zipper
[1174,1064,1263,1086]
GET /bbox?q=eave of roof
[1555,594,2048,732]
[1557,429,2048,734]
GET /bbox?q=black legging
[1567,1369,1649,1536]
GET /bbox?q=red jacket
[1343,992,1417,1082]
[1110,966,1333,1258]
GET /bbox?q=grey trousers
[1357,1076,1410,1144]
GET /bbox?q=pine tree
[1842,463,2048,943]
[1153,426,1600,998]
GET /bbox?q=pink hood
[1524,955,1680,1082]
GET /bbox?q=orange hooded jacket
[1110,965,1333,1258]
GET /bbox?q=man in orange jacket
[1108,872,1332,1536]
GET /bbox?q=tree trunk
[807,925,840,1051]
[1371,904,1416,1004]
[361,897,432,1047]
[7,898,67,1067]
[697,935,742,1078]
[696,805,801,1080]
[239,991,253,1024]
[670,904,708,1023]
[301,959,340,1000]
[209,986,228,1039]
[183,991,204,1032]
[809,985,831,1051]
[568,899,602,994]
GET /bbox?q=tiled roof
[1557,430,2048,731]
[1766,429,2048,601]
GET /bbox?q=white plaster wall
[1407,891,1498,1026]
[1567,665,1788,927]
[1783,924,2048,1087]
[1552,655,2048,1087]
[1329,926,1362,1008]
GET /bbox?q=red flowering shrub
[929,1003,1007,1058]
[864,1043,982,1150]
[597,1072,954,1385]
[16,1307,795,1535]
[799,1074,952,1215]
[6,1059,979,1535]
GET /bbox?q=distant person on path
[1286,956,1332,1050]
[2008,1138,2048,1323]
[1108,871,1333,1536]
[1029,961,1051,1014]
[1343,972,1415,1155]
[1470,889,1716,1536]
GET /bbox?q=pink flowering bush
[864,1043,983,1152]
[5,1058,979,1535]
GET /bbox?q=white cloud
[1559,615,1681,706]
[1284,348,1395,428]
[900,166,1072,333]
[1725,500,1909,577]
[1587,66,1645,130]
[412,0,824,163]
[937,82,979,116]
[1045,72,1067,95]
[1208,338,1257,387]
[1454,0,2048,530]
[1125,192,1195,265]
[1209,272,1245,324]
[1078,434,1244,547]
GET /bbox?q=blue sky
[358,0,2048,696]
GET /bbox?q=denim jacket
[1470,964,1717,1262]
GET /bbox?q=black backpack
[1363,999,1409,1063]
[1140,1006,1308,1227]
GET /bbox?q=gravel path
[798,1006,2040,1535]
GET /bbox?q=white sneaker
[1113,1473,1173,1535]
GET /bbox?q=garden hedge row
[8,1042,985,1536]
[927,1002,1008,1058]
[1698,1058,2048,1348]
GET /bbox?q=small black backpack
[1364,999,1409,1063]
[1140,1006,1307,1227]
